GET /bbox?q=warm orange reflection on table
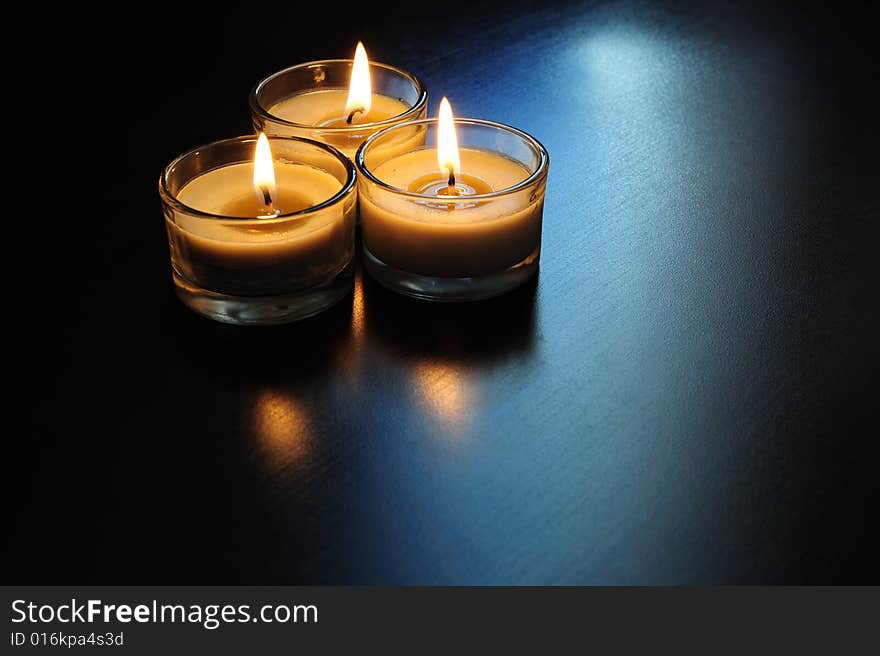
[350,274,365,343]
[412,361,473,430]
[254,391,310,468]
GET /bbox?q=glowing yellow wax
[267,89,410,158]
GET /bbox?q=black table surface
[9,0,877,584]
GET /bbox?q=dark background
[7,0,877,583]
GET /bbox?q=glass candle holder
[250,60,428,160]
[159,135,357,325]
[356,118,549,301]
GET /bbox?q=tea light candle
[250,43,428,159]
[356,99,549,301]
[172,153,346,291]
[160,134,357,324]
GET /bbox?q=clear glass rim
[249,59,428,132]
[355,118,549,201]
[158,135,356,223]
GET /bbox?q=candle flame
[345,42,372,121]
[437,97,461,179]
[253,132,277,211]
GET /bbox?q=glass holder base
[173,259,354,325]
[362,245,539,302]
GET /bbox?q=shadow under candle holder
[358,265,539,366]
[170,286,356,386]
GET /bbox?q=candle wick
[447,168,456,190]
[346,108,364,124]
[260,186,273,208]
[258,185,277,217]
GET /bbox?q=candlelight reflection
[412,361,473,429]
[254,391,310,468]
[351,272,365,343]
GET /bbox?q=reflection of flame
[254,391,309,468]
[413,361,471,428]
[351,274,365,342]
